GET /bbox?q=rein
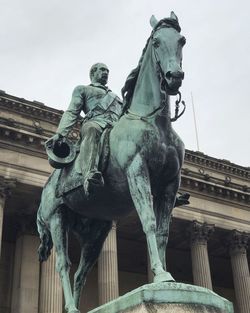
[125,91,185,122]
[126,103,167,121]
[171,92,186,122]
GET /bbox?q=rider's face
[92,64,109,85]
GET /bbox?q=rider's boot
[83,170,104,197]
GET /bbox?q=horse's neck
[129,55,170,120]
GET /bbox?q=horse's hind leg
[49,207,78,313]
[73,218,112,308]
[37,210,53,262]
[127,154,174,283]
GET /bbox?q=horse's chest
[147,142,180,179]
[147,141,167,166]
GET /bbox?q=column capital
[0,177,16,199]
[228,229,250,255]
[111,220,117,230]
[189,220,215,244]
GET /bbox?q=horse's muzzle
[166,70,184,80]
[166,71,184,94]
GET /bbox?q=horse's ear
[170,11,178,21]
[150,15,158,28]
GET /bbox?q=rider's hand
[45,133,63,149]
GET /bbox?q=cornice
[0,91,83,127]
[184,150,249,179]
[0,123,48,150]
[0,93,62,125]
[0,116,53,137]
[181,175,250,206]
[181,168,250,193]
[0,121,79,153]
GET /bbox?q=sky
[1,0,250,167]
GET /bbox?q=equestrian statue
[37,12,189,313]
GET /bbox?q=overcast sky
[1,0,249,167]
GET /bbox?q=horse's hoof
[153,271,175,283]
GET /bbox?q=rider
[50,63,123,195]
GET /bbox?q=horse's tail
[37,208,53,262]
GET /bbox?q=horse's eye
[153,38,160,48]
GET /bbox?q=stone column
[98,221,119,305]
[0,192,6,259]
[11,234,40,313]
[39,248,63,313]
[189,221,214,290]
[0,242,15,313]
[229,230,250,313]
[0,177,16,257]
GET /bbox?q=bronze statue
[37,12,188,313]
[49,63,123,196]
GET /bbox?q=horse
[37,12,186,313]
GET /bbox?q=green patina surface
[37,12,194,313]
[88,283,234,313]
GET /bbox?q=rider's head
[90,63,109,86]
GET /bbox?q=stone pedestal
[88,282,234,313]
[98,221,119,305]
[189,221,214,290]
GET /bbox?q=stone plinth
[88,282,233,313]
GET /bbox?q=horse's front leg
[50,209,79,313]
[127,154,174,283]
[154,174,180,271]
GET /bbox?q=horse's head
[150,12,186,95]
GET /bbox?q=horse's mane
[121,37,151,112]
[121,18,181,113]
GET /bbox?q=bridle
[125,22,186,122]
[151,25,186,122]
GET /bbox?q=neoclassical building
[0,90,249,313]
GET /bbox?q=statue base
[88,282,234,313]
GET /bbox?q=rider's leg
[78,121,104,192]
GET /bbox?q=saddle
[55,128,111,198]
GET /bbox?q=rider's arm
[56,86,85,137]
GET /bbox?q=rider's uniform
[56,83,123,177]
